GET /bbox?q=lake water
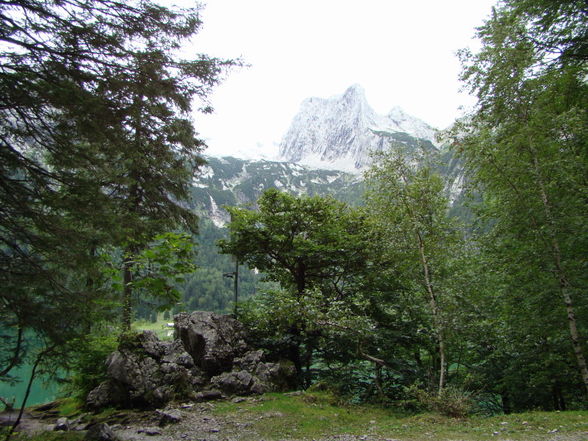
[0,363,60,408]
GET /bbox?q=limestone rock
[106,350,166,406]
[53,417,69,431]
[134,331,166,359]
[174,311,248,375]
[84,423,120,441]
[234,350,297,392]
[87,313,298,410]
[156,409,182,426]
[193,389,223,401]
[254,360,297,391]
[233,350,264,372]
[87,331,200,408]
[210,370,267,395]
[86,380,128,409]
[161,340,195,368]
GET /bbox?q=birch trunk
[416,231,446,393]
[530,150,588,394]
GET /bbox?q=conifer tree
[0,0,233,377]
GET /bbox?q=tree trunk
[122,253,133,333]
[374,364,384,401]
[295,260,306,298]
[0,326,23,377]
[530,150,588,395]
[120,91,145,334]
[4,348,48,441]
[501,393,511,414]
[416,231,446,394]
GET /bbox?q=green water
[0,364,60,408]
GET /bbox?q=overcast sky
[169,0,497,159]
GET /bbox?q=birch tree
[365,147,459,393]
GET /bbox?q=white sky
[168,0,496,159]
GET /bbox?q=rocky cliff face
[278,84,438,172]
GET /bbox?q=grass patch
[56,397,84,417]
[133,317,174,340]
[213,392,588,440]
[89,406,121,422]
[214,392,410,439]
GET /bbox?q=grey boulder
[174,311,248,375]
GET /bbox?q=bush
[410,385,474,418]
[68,332,118,400]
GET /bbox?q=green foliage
[103,232,196,312]
[219,188,372,296]
[219,189,379,385]
[410,385,475,418]
[177,219,262,314]
[68,333,118,400]
[365,144,463,393]
[116,330,145,353]
[56,397,84,418]
[449,0,588,406]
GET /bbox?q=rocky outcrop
[174,311,248,375]
[87,312,296,410]
[87,331,204,409]
[233,350,297,392]
[210,370,265,395]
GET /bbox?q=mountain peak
[341,84,370,112]
[279,85,438,173]
[343,83,365,98]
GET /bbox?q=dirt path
[0,410,55,435]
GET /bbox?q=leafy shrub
[410,385,474,418]
[68,332,118,400]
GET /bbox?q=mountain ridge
[190,156,363,227]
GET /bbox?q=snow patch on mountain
[386,106,438,143]
[448,173,465,204]
[208,195,225,228]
